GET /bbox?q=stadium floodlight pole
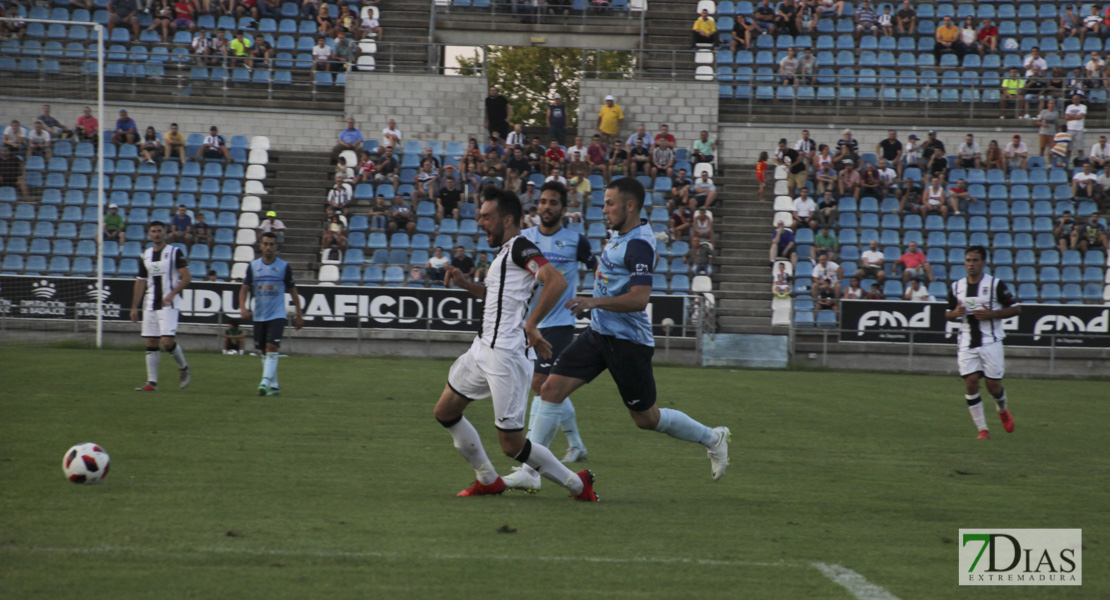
[95,22,105,349]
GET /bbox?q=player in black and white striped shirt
[130,221,192,392]
[944,246,1021,439]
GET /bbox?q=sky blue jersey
[523,225,598,329]
[591,223,656,347]
[243,257,295,322]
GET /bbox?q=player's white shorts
[958,341,1006,379]
[141,308,179,337]
[447,337,534,431]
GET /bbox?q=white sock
[263,352,279,386]
[446,417,498,485]
[991,388,1007,412]
[167,342,187,369]
[145,349,160,384]
[521,441,582,495]
[656,408,715,445]
[966,395,987,431]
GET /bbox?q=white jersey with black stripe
[946,274,1018,350]
[137,245,188,311]
[478,234,550,353]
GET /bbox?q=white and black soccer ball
[62,443,110,485]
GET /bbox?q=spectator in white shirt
[792,188,817,230]
[877,158,898,194]
[855,239,887,283]
[956,133,981,168]
[1090,135,1110,169]
[196,126,230,162]
[27,120,52,161]
[361,12,382,39]
[793,129,817,162]
[1072,163,1098,198]
[1085,51,1104,79]
[258,210,286,243]
[903,278,932,301]
[326,174,352,216]
[811,253,844,299]
[1003,134,1029,171]
[311,36,333,72]
[1023,47,1047,77]
[381,118,402,148]
[566,135,588,163]
[506,123,526,148]
[1065,94,1088,151]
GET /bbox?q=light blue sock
[528,400,563,447]
[560,398,585,450]
[655,408,714,446]
[526,395,543,438]
[263,352,278,385]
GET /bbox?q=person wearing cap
[1003,135,1029,171]
[112,109,139,145]
[258,211,286,243]
[957,134,981,169]
[546,94,567,146]
[1058,4,1079,39]
[596,95,624,148]
[520,180,541,212]
[900,133,920,178]
[197,125,230,162]
[104,203,127,245]
[1000,67,1027,119]
[692,8,717,45]
[484,87,511,140]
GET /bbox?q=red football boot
[999,410,1015,433]
[570,469,599,502]
[457,477,507,497]
[977,429,990,440]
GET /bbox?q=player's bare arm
[130,278,146,322]
[446,265,485,299]
[238,283,252,320]
[164,267,191,307]
[945,303,966,321]
[525,263,568,359]
[566,284,651,315]
[289,285,305,330]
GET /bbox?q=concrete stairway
[708,163,786,335]
[258,151,336,284]
[377,0,434,72]
[640,0,697,78]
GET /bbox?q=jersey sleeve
[624,238,655,286]
[137,255,148,279]
[242,263,253,286]
[174,247,189,269]
[283,263,296,288]
[946,282,958,310]
[510,236,550,275]
[996,280,1017,307]
[577,234,598,270]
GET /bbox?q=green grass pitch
[0,346,1106,599]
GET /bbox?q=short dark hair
[260,232,277,242]
[539,181,568,207]
[482,186,523,225]
[966,245,988,261]
[149,220,166,230]
[607,176,646,209]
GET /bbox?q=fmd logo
[856,306,930,336]
[959,529,1081,586]
[1033,311,1108,341]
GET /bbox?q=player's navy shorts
[534,325,575,376]
[550,328,656,411]
[253,318,286,349]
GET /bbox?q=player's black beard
[540,213,562,228]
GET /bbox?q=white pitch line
[0,544,795,569]
[812,562,902,600]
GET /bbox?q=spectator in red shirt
[586,135,608,175]
[653,123,676,150]
[977,18,998,55]
[75,106,99,143]
[543,139,565,175]
[895,240,935,284]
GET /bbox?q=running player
[130,221,191,391]
[502,182,598,492]
[437,187,598,501]
[529,178,731,484]
[944,246,1020,439]
[239,232,304,396]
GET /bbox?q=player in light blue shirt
[239,232,304,396]
[503,182,598,491]
[522,178,732,488]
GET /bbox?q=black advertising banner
[840,300,1110,348]
[0,276,693,337]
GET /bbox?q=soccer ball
[62,443,110,485]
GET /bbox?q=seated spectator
[75,107,99,143]
[1058,5,1079,40]
[985,138,1006,170]
[1073,212,1108,250]
[228,29,252,69]
[895,240,935,283]
[586,135,608,175]
[895,0,916,36]
[335,5,357,36]
[606,139,628,181]
[626,124,652,150]
[1095,166,1110,210]
[1072,163,1098,198]
[838,160,861,199]
[769,222,797,269]
[192,212,212,248]
[1055,210,1077,252]
[172,0,196,35]
[506,124,527,148]
[691,130,716,166]
[503,169,522,195]
[627,137,650,177]
[326,175,352,216]
[693,8,717,44]
[947,178,979,215]
[670,206,692,242]
[854,0,878,39]
[367,194,389,230]
[136,126,160,165]
[361,8,382,38]
[773,262,792,297]
[25,120,52,161]
[934,16,965,64]
[792,188,817,230]
[389,195,415,234]
[354,150,376,183]
[211,28,230,63]
[0,3,27,38]
[311,37,334,72]
[855,240,887,283]
[321,213,348,253]
[436,177,462,222]
[409,266,427,283]
[877,3,893,36]
[691,206,715,247]
[1090,135,1110,170]
[876,158,898,196]
[919,130,945,168]
[796,48,817,85]
[814,162,837,195]
[899,176,922,215]
[448,246,474,286]
[833,128,860,169]
[483,148,506,178]
[1003,134,1029,171]
[921,175,949,218]
[332,117,363,160]
[692,171,718,209]
[544,139,566,176]
[163,122,186,164]
[333,30,360,70]
[545,167,568,187]
[776,0,799,36]
[505,147,530,179]
[811,224,838,262]
[381,119,402,148]
[169,205,193,247]
[1000,67,1027,118]
[812,253,843,300]
[251,37,275,68]
[196,126,230,162]
[796,0,820,34]
[474,252,490,283]
[525,138,546,173]
[859,163,883,199]
[816,191,838,228]
[375,146,400,187]
[258,210,286,243]
[957,133,981,168]
[650,140,675,179]
[425,246,450,283]
[779,47,799,85]
[687,239,714,276]
[959,17,979,56]
[864,283,885,299]
[1082,5,1101,42]
[670,168,692,210]
[977,18,998,55]
[816,0,845,20]
[815,279,838,313]
[519,180,540,213]
[36,105,71,140]
[899,133,920,177]
[523,206,540,228]
[107,0,141,40]
[753,0,777,35]
[112,110,138,145]
[103,203,127,246]
[926,147,948,182]
[192,29,214,65]
[730,15,762,52]
[334,156,354,182]
[843,276,865,299]
[903,278,932,301]
[414,160,439,200]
